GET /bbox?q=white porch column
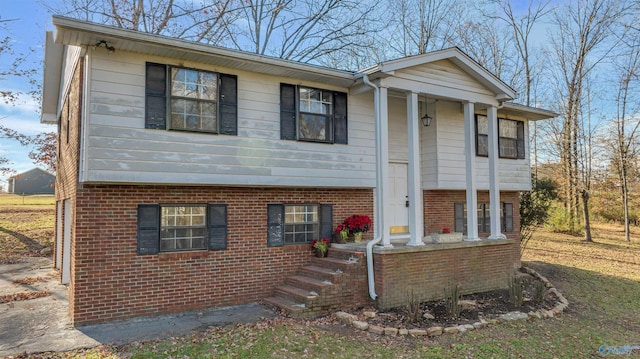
[487,105,504,239]
[406,91,424,246]
[463,102,479,241]
[379,86,392,247]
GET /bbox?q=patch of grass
[0,194,55,205]
[0,201,55,262]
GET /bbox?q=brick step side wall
[264,248,370,318]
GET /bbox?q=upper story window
[145,62,237,135]
[170,68,218,132]
[280,83,348,144]
[476,115,525,159]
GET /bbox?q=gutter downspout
[360,73,383,300]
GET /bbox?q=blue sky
[1,0,54,188]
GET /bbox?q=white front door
[388,162,409,234]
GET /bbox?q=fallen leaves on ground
[0,290,50,304]
[11,276,48,285]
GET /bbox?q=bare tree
[455,19,520,88]
[549,0,625,239]
[47,0,239,42]
[610,28,640,242]
[385,0,466,57]
[490,0,552,107]
[224,0,379,65]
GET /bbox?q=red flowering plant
[343,214,372,234]
[310,238,330,256]
[442,227,451,234]
[335,223,350,240]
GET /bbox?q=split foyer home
[42,16,556,325]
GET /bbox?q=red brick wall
[71,185,373,325]
[373,240,520,310]
[54,58,84,321]
[424,190,521,240]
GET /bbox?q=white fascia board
[501,102,558,121]
[51,16,356,87]
[361,47,516,101]
[41,31,64,124]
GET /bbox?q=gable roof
[42,17,555,123]
[360,47,516,101]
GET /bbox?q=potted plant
[334,223,350,243]
[342,214,372,243]
[310,238,330,257]
[431,227,463,243]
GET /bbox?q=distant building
[7,168,55,194]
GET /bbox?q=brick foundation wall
[71,185,373,325]
[54,58,84,321]
[373,239,520,310]
[424,190,521,240]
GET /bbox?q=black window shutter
[320,204,333,240]
[280,83,297,140]
[137,204,160,255]
[208,204,228,250]
[454,202,465,234]
[333,92,348,144]
[145,63,166,129]
[503,202,514,232]
[516,121,525,159]
[267,204,284,247]
[219,74,238,135]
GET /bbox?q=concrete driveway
[0,257,275,357]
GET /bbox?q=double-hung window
[280,83,348,144]
[267,203,334,246]
[284,205,320,244]
[137,204,227,254]
[454,202,514,234]
[160,205,207,251]
[145,62,237,135]
[476,115,525,159]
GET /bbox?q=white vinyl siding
[421,100,532,191]
[82,50,375,188]
[389,59,497,104]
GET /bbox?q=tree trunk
[582,189,592,242]
[622,169,631,242]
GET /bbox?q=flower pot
[431,232,463,243]
[334,232,348,244]
[314,249,328,257]
[353,232,363,243]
